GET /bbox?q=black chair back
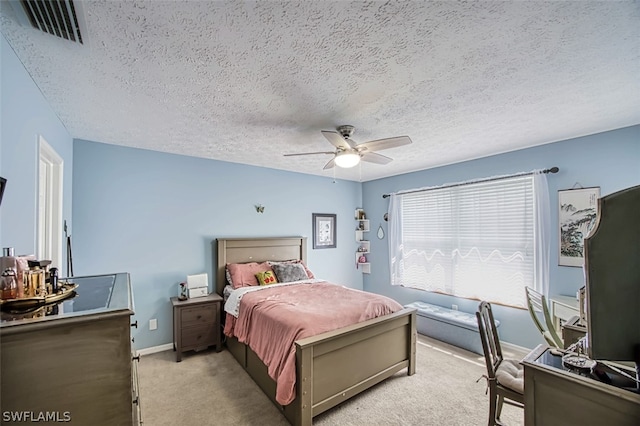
[476,301,503,380]
[476,301,525,425]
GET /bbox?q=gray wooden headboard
[214,237,307,296]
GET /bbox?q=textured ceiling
[1,1,639,182]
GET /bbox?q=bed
[214,237,416,426]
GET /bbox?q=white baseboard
[136,343,173,357]
[501,340,532,357]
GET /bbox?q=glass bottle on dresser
[1,268,18,300]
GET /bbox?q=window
[389,172,549,308]
[38,136,64,269]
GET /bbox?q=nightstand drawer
[181,304,216,326]
[181,325,216,348]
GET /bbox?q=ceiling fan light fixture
[286,126,411,170]
[334,151,360,168]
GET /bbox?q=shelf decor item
[558,186,600,267]
[355,210,371,273]
[0,177,6,206]
[312,213,337,249]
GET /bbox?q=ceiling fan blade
[321,131,353,150]
[284,151,334,157]
[323,158,336,170]
[361,152,393,165]
[357,136,412,152]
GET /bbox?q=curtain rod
[382,167,559,199]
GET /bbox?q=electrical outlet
[149,318,157,330]
[451,304,458,311]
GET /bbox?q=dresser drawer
[181,324,216,349]
[181,304,217,327]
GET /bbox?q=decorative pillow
[299,261,315,279]
[226,262,273,289]
[268,260,315,279]
[271,262,309,283]
[255,270,278,286]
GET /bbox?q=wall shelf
[355,209,370,274]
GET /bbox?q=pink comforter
[223,282,403,405]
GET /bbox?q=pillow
[226,262,273,289]
[298,261,315,279]
[223,284,234,301]
[268,259,315,279]
[271,262,309,283]
[255,270,278,286]
[495,359,524,394]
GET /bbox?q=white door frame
[38,136,64,269]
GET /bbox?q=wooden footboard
[226,308,416,426]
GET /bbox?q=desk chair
[524,286,563,349]
[476,301,524,426]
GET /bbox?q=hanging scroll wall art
[558,186,600,267]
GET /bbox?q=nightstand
[171,293,222,362]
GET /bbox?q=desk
[549,295,579,330]
[561,316,587,349]
[522,345,640,425]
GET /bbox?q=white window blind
[389,172,549,308]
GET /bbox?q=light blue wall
[362,125,640,349]
[72,140,363,349]
[0,35,73,265]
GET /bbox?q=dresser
[523,344,640,425]
[171,293,222,362]
[0,273,138,425]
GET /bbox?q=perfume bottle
[26,266,46,297]
[1,268,18,300]
[50,267,59,293]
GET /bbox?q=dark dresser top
[1,272,133,330]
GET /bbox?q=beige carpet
[137,335,525,425]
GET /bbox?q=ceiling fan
[284,125,412,169]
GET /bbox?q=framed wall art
[312,213,336,249]
[558,187,600,267]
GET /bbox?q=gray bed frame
[215,237,416,426]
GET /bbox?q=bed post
[408,310,417,375]
[296,345,313,426]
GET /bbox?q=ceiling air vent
[14,0,84,44]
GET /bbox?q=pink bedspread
[223,282,403,405]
